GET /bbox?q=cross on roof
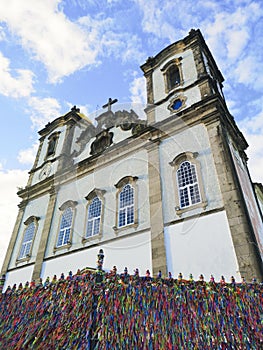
[102,98,118,111]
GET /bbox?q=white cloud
[65,101,90,116]
[0,1,147,82]
[78,16,145,64]
[129,74,146,117]
[0,167,28,270]
[244,134,263,184]
[0,0,100,83]
[28,96,62,130]
[129,75,146,105]
[205,2,263,66]
[17,142,38,165]
[104,33,145,64]
[0,25,6,41]
[226,29,249,59]
[239,109,263,183]
[0,51,34,98]
[234,56,263,89]
[135,0,177,41]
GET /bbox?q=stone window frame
[170,152,207,217]
[82,189,106,243]
[16,216,40,263]
[54,200,77,252]
[161,57,183,94]
[113,176,138,234]
[167,94,187,113]
[45,131,60,159]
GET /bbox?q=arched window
[167,65,180,91]
[161,57,183,93]
[177,161,201,208]
[56,200,77,248]
[114,176,138,231]
[46,132,60,158]
[170,152,207,216]
[18,216,39,260]
[86,196,102,237]
[118,184,134,227]
[83,189,105,242]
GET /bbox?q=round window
[172,99,183,110]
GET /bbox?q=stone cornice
[141,28,224,91]
[38,111,90,138]
[17,176,55,201]
[18,96,248,202]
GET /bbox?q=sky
[0,0,263,269]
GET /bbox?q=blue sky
[0,0,263,267]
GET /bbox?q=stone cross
[102,98,118,111]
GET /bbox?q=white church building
[2,29,263,288]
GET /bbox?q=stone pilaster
[145,69,154,105]
[142,63,156,124]
[31,186,57,281]
[57,120,75,172]
[191,42,206,78]
[147,138,167,277]
[1,200,27,275]
[206,119,263,281]
[27,138,44,187]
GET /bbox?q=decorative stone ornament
[168,94,187,112]
[90,129,114,155]
[39,163,52,180]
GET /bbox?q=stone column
[1,200,27,275]
[31,186,57,281]
[27,137,44,187]
[143,67,155,125]
[206,119,263,281]
[57,120,75,172]
[147,137,167,277]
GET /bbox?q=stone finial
[71,105,80,112]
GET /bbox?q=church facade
[2,29,263,288]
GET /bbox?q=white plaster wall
[111,126,133,144]
[71,122,93,162]
[153,49,198,103]
[165,210,241,282]
[41,231,152,280]
[72,122,85,147]
[159,123,223,223]
[31,161,60,186]
[154,86,201,123]
[4,265,34,290]
[74,138,92,164]
[44,149,150,258]
[8,194,50,269]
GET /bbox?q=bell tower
[141,29,263,280]
[141,28,225,124]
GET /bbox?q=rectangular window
[86,197,102,237]
[118,184,134,227]
[18,222,35,259]
[57,207,73,247]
